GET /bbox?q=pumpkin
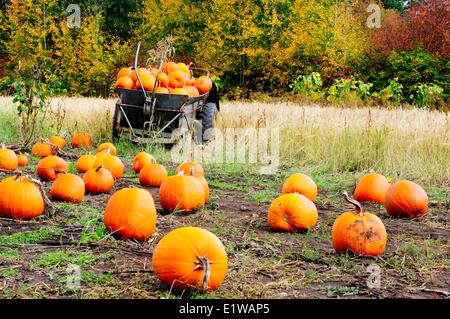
[97,142,117,156]
[163,61,179,75]
[384,180,428,219]
[175,162,205,176]
[135,73,157,91]
[152,226,228,292]
[104,187,157,240]
[49,135,66,150]
[169,70,187,88]
[115,76,134,89]
[268,193,318,232]
[94,153,124,180]
[17,154,28,167]
[281,173,317,202]
[83,166,115,194]
[177,63,191,77]
[76,154,97,173]
[133,152,156,173]
[186,86,200,97]
[332,192,387,256]
[72,133,92,149]
[0,145,18,171]
[31,141,57,158]
[50,173,85,203]
[159,174,206,212]
[156,72,169,88]
[171,88,188,95]
[0,174,45,220]
[154,87,170,94]
[194,174,209,201]
[36,155,68,181]
[354,173,390,204]
[117,67,132,79]
[130,68,151,84]
[139,162,168,187]
[193,76,212,94]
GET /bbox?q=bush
[412,84,444,109]
[289,72,323,100]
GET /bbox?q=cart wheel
[198,102,218,142]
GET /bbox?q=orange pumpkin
[135,73,157,91]
[76,154,97,173]
[185,86,200,97]
[0,145,18,171]
[332,192,387,256]
[193,76,212,94]
[171,88,188,95]
[97,143,117,156]
[156,72,169,88]
[51,173,85,203]
[384,180,428,219]
[83,166,115,194]
[117,67,132,79]
[354,173,390,204]
[168,70,187,89]
[159,174,206,212]
[104,187,157,240]
[163,61,179,75]
[0,174,45,220]
[130,67,151,84]
[133,152,156,173]
[139,162,168,187]
[31,141,57,158]
[94,153,124,180]
[72,133,92,149]
[281,173,318,202]
[115,76,134,89]
[36,156,68,181]
[175,162,205,176]
[17,154,28,167]
[152,226,228,292]
[194,174,209,201]
[49,135,66,150]
[154,87,170,94]
[268,193,318,232]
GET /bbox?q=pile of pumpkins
[0,135,225,293]
[115,61,213,98]
[268,172,429,257]
[0,136,430,293]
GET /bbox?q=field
[0,97,449,299]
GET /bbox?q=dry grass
[1,96,449,187]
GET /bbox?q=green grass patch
[0,227,63,246]
[0,268,20,278]
[34,250,104,268]
[0,249,21,261]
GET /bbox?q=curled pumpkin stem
[343,191,363,216]
[95,165,103,172]
[194,256,211,291]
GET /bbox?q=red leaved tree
[373,0,449,58]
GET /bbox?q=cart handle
[133,41,149,101]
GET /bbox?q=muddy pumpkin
[332,192,387,256]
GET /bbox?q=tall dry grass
[1,96,449,186]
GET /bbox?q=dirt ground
[0,158,449,299]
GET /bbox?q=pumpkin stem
[195,256,211,291]
[95,165,103,172]
[190,167,195,176]
[343,191,364,216]
[14,171,22,180]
